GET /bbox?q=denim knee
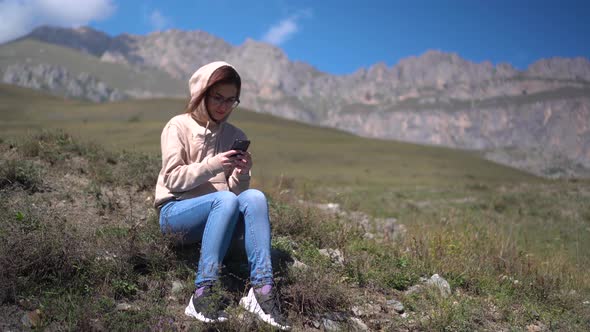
[213,191,239,211]
[240,189,267,204]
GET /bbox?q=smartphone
[230,139,250,155]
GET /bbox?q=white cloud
[0,0,115,44]
[261,9,312,45]
[261,9,312,46]
[262,16,298,45]
[148,10,169,31]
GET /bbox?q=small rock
[583,300,589,305]
[349,317,369,331]
[21,309,41,328]
[351,304,381,317]
[386,299,404,313]
[319,248,345,266]
[405,284,422,295]
[322,318,341,331]
[351,306,362,316]
[171,280,184,294]
[311,319,321,328]
[292,258,309,270]
[526,323,545,332]
[426,274,451,297]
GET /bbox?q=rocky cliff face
[326,92,590,172]
[1,63,125,102]
[102,29,234,78]
[10,26,590,177]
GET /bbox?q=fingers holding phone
[227,139,252,174]
[234,151,252,174]
[216,150,242,172]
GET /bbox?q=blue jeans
[159,189,273,287]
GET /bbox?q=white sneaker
[239,287,291,330]
[184,288,229,323]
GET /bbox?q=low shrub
[0,198,91,303]
[0,159,43,193]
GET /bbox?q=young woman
[154,61,290,330]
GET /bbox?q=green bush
[0,159,43,192]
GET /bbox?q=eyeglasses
[208,94,240,109]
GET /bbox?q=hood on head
[188,61,236,125]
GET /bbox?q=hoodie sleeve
[161,123,224,192]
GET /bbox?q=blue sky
[1,0,589,75]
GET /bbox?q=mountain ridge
[2,25,590,178]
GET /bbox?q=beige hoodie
[153,61,250,208]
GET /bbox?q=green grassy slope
[1,84,589,330]
[0,83,550,228]
[0,83,537,191]
[2,130,587,331]
[5,84,588,258]
[0,39,184,95]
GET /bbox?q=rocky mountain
[25,26,112,57]
[0,37,185,99]
[4,25,590,177]
[2,63,124,102]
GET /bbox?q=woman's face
[206,83,239,122]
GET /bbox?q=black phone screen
[230,139,250,152]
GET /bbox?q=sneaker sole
[239,288,291,330]
[184,295,228,323]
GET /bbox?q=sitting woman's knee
[214,191,239,209]
[241,189,266,203]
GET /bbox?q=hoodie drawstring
[200,121,211,163]
[199,121,225,163]
[215,123,224,155]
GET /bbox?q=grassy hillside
[0,39,184,96]
[0,83,541,213]
[1,84,589,330]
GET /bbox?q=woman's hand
[213,150,242,172]
[234,151,252,174]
